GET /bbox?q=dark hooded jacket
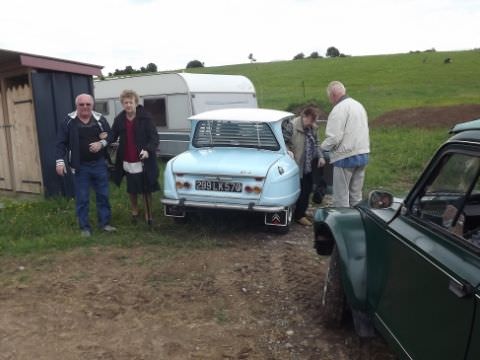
[110,105,159,189]
[55,110,111,170]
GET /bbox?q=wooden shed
[0,49,103,197]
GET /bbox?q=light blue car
[161,108,300,232]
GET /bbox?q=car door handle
[448,280,474,298]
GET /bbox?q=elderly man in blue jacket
[55,93,116,237]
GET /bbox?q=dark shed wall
[31,71,94,197]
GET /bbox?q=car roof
[189,108,294,123]
[450,118,480,134]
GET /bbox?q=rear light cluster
[176,181,191,189]
[244,185,262,194]
[175,174,191,190]
[246,177,264,194]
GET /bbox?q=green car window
[413,153,480,246]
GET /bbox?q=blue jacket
[55,111,111,170]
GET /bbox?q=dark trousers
[294,172,313,220]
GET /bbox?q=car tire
[173,216,187,224]
[322,245,347,327]
[314,232,334,255]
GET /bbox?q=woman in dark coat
[110,89,160,223]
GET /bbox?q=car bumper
[161,198,287,213]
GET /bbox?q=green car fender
[314,207,367,311]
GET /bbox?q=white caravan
[94,72,258,156]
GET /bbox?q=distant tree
[339,53,347,57]
[186,60,204,68]
[326,46,340,58]
[140,66,146,72]
[146,63,157,72]
[293,52,305,60]
[108,72,113,77]
[309,51,320,59]
[248,53,257,63]
[124,65,134,74]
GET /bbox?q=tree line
[103,46,346,78]
[293,46,347,60]
[107,63,158,77]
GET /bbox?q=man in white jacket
[321,81,370,207]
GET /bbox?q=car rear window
[192,120,280,151]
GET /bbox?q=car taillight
[245,185,262,193]
[176,181,191,190]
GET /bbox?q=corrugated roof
[0,48,103,76]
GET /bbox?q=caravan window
[144,97,167,127]
[94,101,109,115]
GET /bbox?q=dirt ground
[0,209,395,360]
[373,103,480,128]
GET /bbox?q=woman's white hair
[326,81,346,97]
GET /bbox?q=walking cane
[141,156,152,227]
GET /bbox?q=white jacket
[321,97,370,163]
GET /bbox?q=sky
[0,0,478,75]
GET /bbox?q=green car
[314,119,480,360]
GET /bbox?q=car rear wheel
[173,215,187,224]
[322,245,347,327]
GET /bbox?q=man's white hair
[326,81,346,97]
[75,93,94,106]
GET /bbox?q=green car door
[466,291,480,360]
[367,149,480,359]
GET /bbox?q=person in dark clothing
[110,90,160,224]
[55,93,116,237]
[283,106,325,226]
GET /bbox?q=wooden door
[6,82,43,193]
[0,88,13,190]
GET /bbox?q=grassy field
[187,50,479,191]
[188,50,480,120]
[1,50,479,255]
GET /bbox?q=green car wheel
[322,245,347,327]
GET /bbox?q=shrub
[293,53,305,60]
[326,46,340,58]
[186,60,204,68]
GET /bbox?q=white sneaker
[103,225,117,232]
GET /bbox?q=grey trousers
[332,166,366,207]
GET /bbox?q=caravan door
[155,94,191,157]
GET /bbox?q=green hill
[187,50,480,120]
[188,50,480,193]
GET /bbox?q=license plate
[195,180,242,192]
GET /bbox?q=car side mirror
[368,190,394,209]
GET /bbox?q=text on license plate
[195,180,242,192]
